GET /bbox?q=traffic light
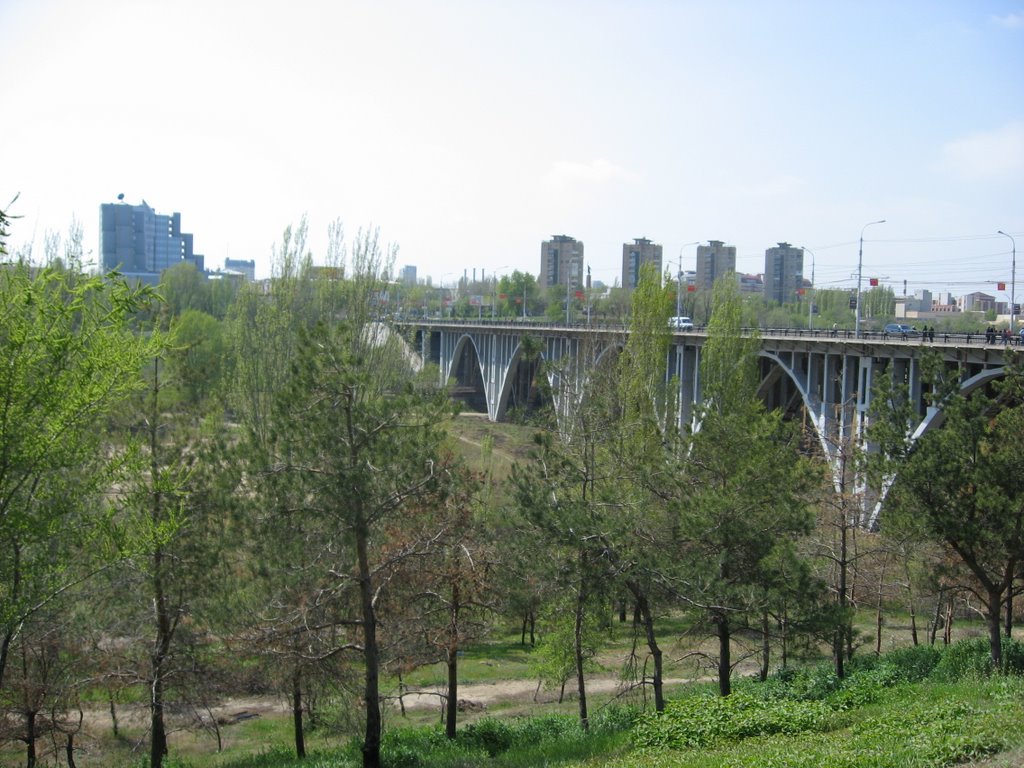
[849,295,857,309]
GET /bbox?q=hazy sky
[2,1,1022,297]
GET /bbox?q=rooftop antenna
[117,193,125,202]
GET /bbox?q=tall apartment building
[763,242,804,304]
[400,265,418,286]
[694,240,736,291]
[621,237,663,290]
[224,258,256,282]
[540,235,584,289]
[100,199,204,284]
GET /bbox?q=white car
[669,316,694,330]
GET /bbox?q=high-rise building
[100,199,204,284]
[224,258,256,282]
[401,265,418,286]
[540,235,584,289]
[763,242,804,304]
[621,237,663,290]
[695,240,736,291]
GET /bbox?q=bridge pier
[401,321,1009,524]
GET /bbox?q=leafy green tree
[238,220,453,768]
[0,264,158,687]
[868,353,1024,669]
[167,309,225,408]
[496,271,539,318]
[670,275,815,696]
[613,262,675,710]
[511,343,627,729]
[159,262,210,320]
[261,319,455,767]
[222,219,359,758]
[103,350,237,768]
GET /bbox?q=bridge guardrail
[395,317,1023,347]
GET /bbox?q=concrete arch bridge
[394,320,1014,521]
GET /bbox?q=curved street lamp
[674,241,700,318]
[855,219,886,337]
[801,245,816,330]
[997,230,1016,334]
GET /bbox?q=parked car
[883,323,918,337]
[669,316,694,330]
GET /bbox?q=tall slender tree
[0,264,157,688]
[869,353,1024,669]
[666,275,815,695]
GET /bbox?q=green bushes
[633,693,836,750]
[205,640,1023,768]
[877,643,942,682]
[930,636,1024,680]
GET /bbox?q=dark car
[883,323,918,337]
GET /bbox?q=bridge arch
[444,333,488,414]
[909,365,1007,441]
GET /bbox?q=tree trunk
[929,585,944,645]
[943,596,954,646]
[1,540,23,691]
[25,710,37,768]
[987,587,1004,672]
[909,603,919,646]
[626,580,664,712]
[292,667,305,759]
[846,525,858,662]
[875,555,887,656]
[357,523,381,768]
[1005,588,1014,639]
[760,610,770,682]
[445,582,460,740]
[574,554,589,731]
[716,614,731,697]
[108,693,119,737]
[66,733,76,768]
[149,365,170,768]
[904,560,919,646]
[150,548,171,768]
[834,518,848,679]
[780,610,789,670]
[150,673,167,768]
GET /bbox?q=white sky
[2,0,1022,298]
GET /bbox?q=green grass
[165,640,1023,768]
[396,635,536,688]
[11,616,1018,767]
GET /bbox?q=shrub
[879,643,942,682]
[590,703,642,735]
[632,692,835,750]
[460,717,516,756]
[930,637,1024,680]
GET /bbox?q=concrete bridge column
[482,332,519,421]
[673,343,700,431]
[542,336,582,428]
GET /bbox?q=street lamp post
[566,251,580,325]
[998,230,1016,335]
[801,245,816,330]
[855,219,886,337]
[675,241,700,318]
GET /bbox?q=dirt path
[392,675,693,712]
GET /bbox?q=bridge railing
[396,318,1023,347]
